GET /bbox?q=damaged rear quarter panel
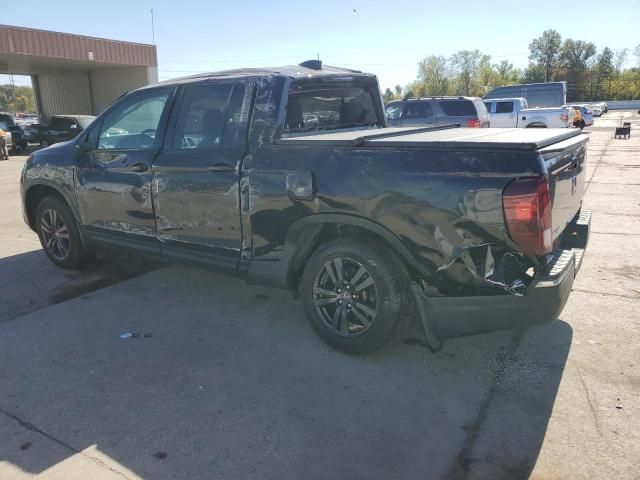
[248,143,544,288]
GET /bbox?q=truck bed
[279,125,581,151]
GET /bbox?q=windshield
[284,83,379,133]
[0,114,15,130]
[77,117,96,129]
[385,103,404,120]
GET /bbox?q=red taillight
[503,177,552,256]
[466,118,481,128]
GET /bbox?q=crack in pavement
[584,136,614,195]
[575,365,603,437]
[445,330,525,480]
[0,407,135,480]
[572,288,640,300]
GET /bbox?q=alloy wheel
[40,208,70,260]
[312,256,379,337]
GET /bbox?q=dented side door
[151,80,253,266]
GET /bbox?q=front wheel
[301,239,409,354]
[36,196,85,269]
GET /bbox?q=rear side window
[483,102,493,113]
[172,83,232,149]
[284,82,379,133]
[438,100,476,116]
[496,101,514,114]
[404,101,433,119]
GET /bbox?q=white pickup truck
[483,97,575,128]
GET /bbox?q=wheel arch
[24,182,88,248]
[246,213,428,292]
[525,121,548,128]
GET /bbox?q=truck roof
[154,61,376,86]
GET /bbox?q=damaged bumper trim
[416,209,590,340]
[422,252,575,338]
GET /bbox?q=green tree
[394,85,402,97]
[558,39,597,101]
[417,55,449,95]
[495,60,521,85]
[528,29,562,82]
[522,63,546,83]
[0,84,36,113]
[450,49,484,96]
[383,88,395,103]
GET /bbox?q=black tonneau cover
[279,125,582,151]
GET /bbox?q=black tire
[36,196,85,269]
[301,239,409,354]
[579,120,585,130]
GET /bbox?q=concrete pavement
[0,113,639,479]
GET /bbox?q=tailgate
[539,134,589,242]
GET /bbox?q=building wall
[33,66,158,120]
[90,67,156,114]
[36,72,93,119]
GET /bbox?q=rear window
[496,101,514,113]
[284,82,379,133]
[438,100,476,117]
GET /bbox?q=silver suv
[385,97,490,128]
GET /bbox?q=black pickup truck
[20,61,590,354]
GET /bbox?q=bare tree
[614,48,628,73]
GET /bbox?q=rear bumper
[420,209,590,338]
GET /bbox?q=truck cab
[484,97,575,129]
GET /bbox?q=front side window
[284,82,379,133]
[496,101,514,114]
[98,91,171,150]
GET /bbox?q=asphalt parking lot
[0,113,639,480]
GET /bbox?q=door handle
[130,162,149,172]
[207,163,235,173]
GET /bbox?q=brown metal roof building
[0,25,158,118]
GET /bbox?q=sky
[2,0,639,90]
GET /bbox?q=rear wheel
[36,196,85,269]
[301,239,409,354]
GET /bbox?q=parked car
[0,113,27,153]
[21,61,590,354]
[587,104,603,117]
[484,82,567,107]
[36,115,96,147]
[385,97,490,128]
[569,105,594,129]
[483,97,575,128]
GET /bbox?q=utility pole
[151,9,156,45]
